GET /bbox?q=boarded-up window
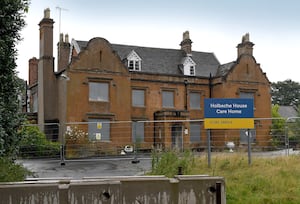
[162,91,174,108]
[89,82,108,101]
[132,89,145,107]
[88,119,110,141]
[190,122,201,142]
[132,122,144,142]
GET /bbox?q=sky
[16,0,300,83]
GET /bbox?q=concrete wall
[0,175,225,204]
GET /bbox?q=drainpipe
[184,79,188,110]
[209,73,212,98]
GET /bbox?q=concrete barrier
[0,175,226,204]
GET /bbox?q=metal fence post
[247,129,252,165]
[207,129,211,168]
[60,123,65,166]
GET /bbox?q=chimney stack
[38,8,57,127]
[180,31,193,55]
[237,33,254,58]
[28,57,38,86]
[57,33,71,72]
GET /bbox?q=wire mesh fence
[17,118,300,160]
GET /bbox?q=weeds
[150,152,300,204]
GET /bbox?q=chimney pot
[180,30,193,54]
[60,33,64,42]
[65,34,69,43]
[44,8,50,18]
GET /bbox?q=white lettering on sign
[216,109,227,114]
[232,103,247,108]
[227,109,242,114]
[211,103,248,109]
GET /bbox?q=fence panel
[17,118,300,160]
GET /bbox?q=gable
[126,50,142,71]
[218,55,269,84]
[69,38,127,73]
[181,56,196,76]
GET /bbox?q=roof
[278,106,298,118]
[72,40,221,77]
[216,61,236,77]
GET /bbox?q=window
[132,89,145,107]
[240,92,254,99]
[190,92,200,109]
[190,122,201,142]
[134,61,140,70]
[129,61,134,70]
[182,57,196,76]
[127,50,142,71]
[132,121,144,142]
[128,60,141,71]
[240,91,255,108]
[190,66,195,75]
[89,82,109,101]
[88,118,110,141]
[162,90,174,108]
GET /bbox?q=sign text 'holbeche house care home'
[204,98,254,129]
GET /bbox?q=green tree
[0,0,29,157]
[271,104,286,146]
[271,79,300,106]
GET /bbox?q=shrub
[18,125,60,158]
[150,150,195,177]
[64,126,90,158]
[0,157,31,182]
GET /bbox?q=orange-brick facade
[27,9,271,151]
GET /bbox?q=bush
[0,157,31,182]
[150,150,195,177]
[18,125,60,158]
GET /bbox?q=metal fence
[18,118,300,162]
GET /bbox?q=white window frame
[127,50,142,71]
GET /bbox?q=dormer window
[127,50,142,71]
[190,65,195,75]
[181,56,196,76]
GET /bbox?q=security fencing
[18,118,300,161]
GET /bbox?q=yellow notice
[204,118,254,129]
[97,122,102,129]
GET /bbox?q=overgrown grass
[149,151,300,204]
[0,157,32,182]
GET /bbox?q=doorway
[171,124,183,150]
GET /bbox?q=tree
[0,0,29,157]
[271,79,300,106]
[270,104,286,147]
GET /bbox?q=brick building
[28,9,271,151]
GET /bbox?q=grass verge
[150,151,300,204]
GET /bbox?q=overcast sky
[16,0,300,82]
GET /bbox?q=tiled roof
[278,106,298,118]
[73,40,220,77]
[216,61,236,77]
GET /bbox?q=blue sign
[204,98,254,118]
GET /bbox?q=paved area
[18,156,152,180]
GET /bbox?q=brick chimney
[57,33,71,72]
[38,8,58,128]
[28,57,38,86]
[180,31,193,55]
[237,33,254,58]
